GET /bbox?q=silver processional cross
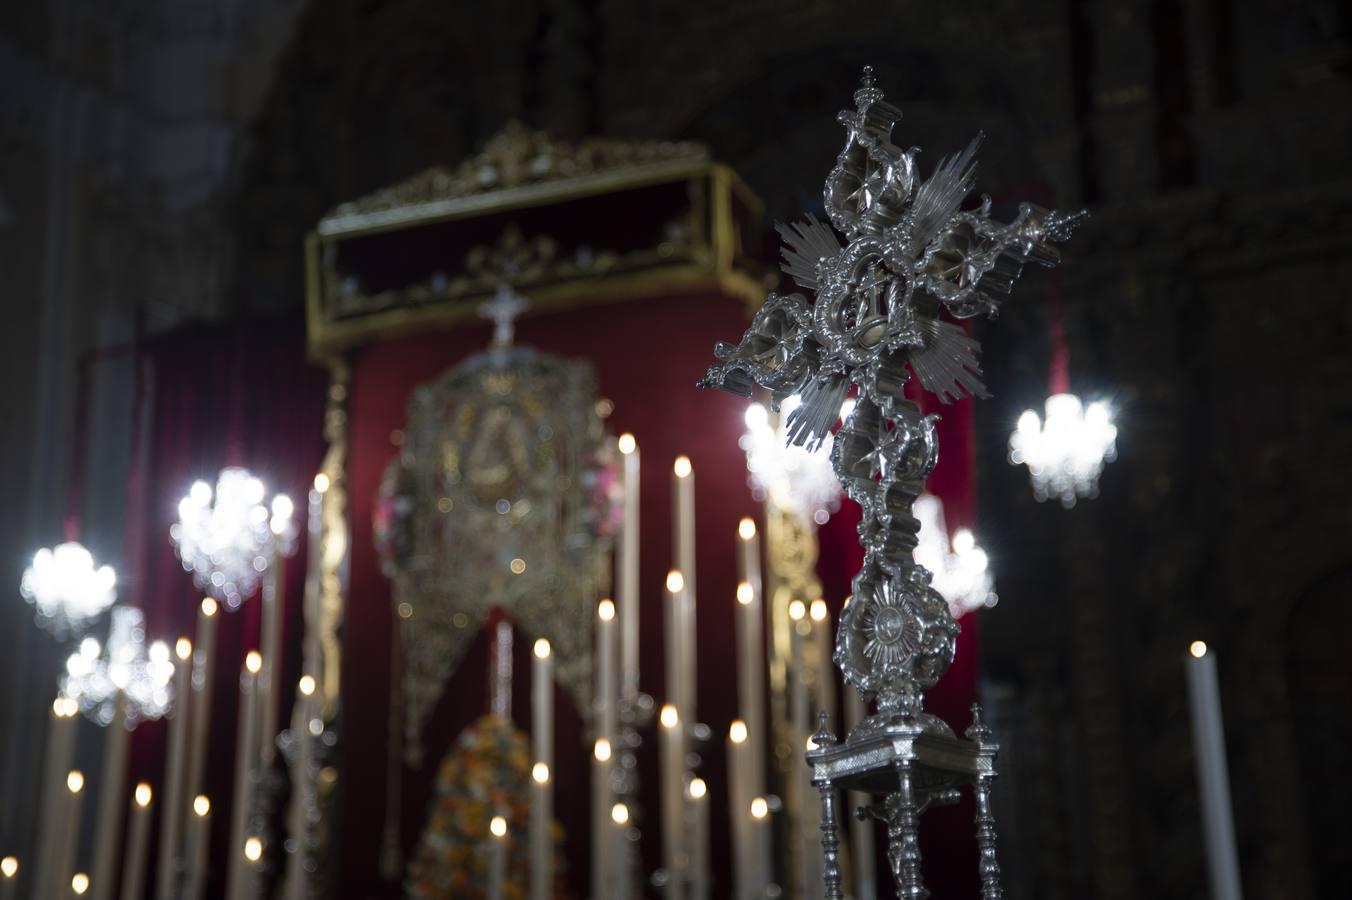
[479,283,529,349]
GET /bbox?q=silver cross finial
[479,283,529,349]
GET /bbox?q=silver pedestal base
[806,707,1003,900]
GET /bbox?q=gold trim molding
[305,124,766,355]
[318,121,710,235]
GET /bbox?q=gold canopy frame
[305,122,767,354]
[298,122,767,896]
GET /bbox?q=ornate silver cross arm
[702,67,1082,713]
[702,68,1081,899]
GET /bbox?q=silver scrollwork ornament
[703,66,1083,734]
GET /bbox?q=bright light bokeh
[1008,393,1118,507]
[60,606,175,727]
[913,493,997,618]
[170,467,299,609]
[20,542,117,638]
[740,396,844,526]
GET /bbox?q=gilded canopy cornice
[317,121,710,236]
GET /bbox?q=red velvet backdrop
[123,319,329,900]
[120,300,981,899]
[340,293,981,899]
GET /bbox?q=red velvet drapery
[341,293,982,899]
[122,319,329,899]
[118,300,981,899]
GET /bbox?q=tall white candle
[91,693,130,900]
[226,652,261,900]
[591,738,613,898]
[845,687,875,899]
[184,796,210,900]
[749,797,771,897]
[259,552,286,767]
[664,571,686,727]
[186,599,218,805]
[34,697,78,900]
[244,836,263,885]
[593,598,617,895]
[659,704,685,900]
[154,639,193,900]
[802,734,824,900]
[487,814,508,900]
[610,803,630,900]
[285,675,318,900]
[530,639,553,900]
[689,778,710,900]
[0,856,17,900]
[1185,641,1242,900]
[809,600,835,726]
[672,457,697,734]
[788,600,812,899]
[617,434,641,699]
[735,520,766,802]
[56,770,86,896]
[596,599,618,750]
[120,784,153,900]
[727,721,751,900]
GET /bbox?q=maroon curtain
[341,293,982,899]
[114,304,981,899]
[122,317,329,899]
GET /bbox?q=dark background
[2,1,1350,898]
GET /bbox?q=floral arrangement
[406,715,568,899]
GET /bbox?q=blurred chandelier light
[61,606,175,727]
[740,395,846,525]
[20,541,117,638]
[913,493,996,618]
[1008,393,1117,507]
[171,467,298,609]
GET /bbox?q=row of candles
[478,432,800,891]
[476,431,1243,900]
[3,438,1239,900]
[481,436,806,899]
[13,601,308,900]
[6,474,321,900]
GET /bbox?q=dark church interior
[2,1,1350,898]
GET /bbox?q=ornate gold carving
[322,219,697,321]
[303,130,766,354]
[320,121,707,233]
[317,362,350,718]
[376,342,613,765]
[291,357,350,900]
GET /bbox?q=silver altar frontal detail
[702,69,1083,899]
